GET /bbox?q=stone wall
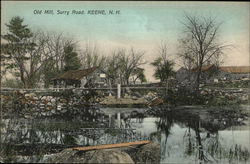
[1,90,104,120]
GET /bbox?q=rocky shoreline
[1,87,249,119]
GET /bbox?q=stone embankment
[1,87,248,118]
[1,90,162,118]
[200,87,249,105]
[1,91,103,119]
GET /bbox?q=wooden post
[109,80,112,96]
[117,84,121,99]
[117,113,121,128]
[109,114,112,128]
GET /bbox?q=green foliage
[2,145,18,163]
[1,16,34,69]
[163,87,206,105]
[131,67,147,84]
[62,135,78,145]
[151,57,175,83]
[207,96,240,106]
[64,45,81,71]
[149,131,161,142]
[1,16,36,88]
[1,79,24,88]
[36,120,100,132]
[43,57,62,88]
[105,129,121,136]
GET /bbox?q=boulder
[125,142,160,164]
[84,149,134,163]
[45,142,160,163]
[45,148,134,163]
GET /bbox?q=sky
[1,1,249,81]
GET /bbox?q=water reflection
[155,109,250,164]
[1,109,153,159]
[2,106,249,164]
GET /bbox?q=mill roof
[53,67,98,81]
[219,66,250,74]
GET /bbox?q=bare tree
[79,42,106,69]
[104,48,146,85]
[179,13,228,91]
[177,49,196,83]
[104,49,124,85]
[118,48,146,85]
[25,31,74,88]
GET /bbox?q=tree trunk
[20,68,26,88]
[195,121,205,161]
[195,64,202,92]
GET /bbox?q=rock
[25,93,36,98]
[132,96,138,100]
[86,149,134,163]
[125,142,160,164]
[19,90,25,94]
[47,112,52,116]
[24,115,32,119]
[47,96,53,100]
[33,112,39,116]
[237,118,243,122]
[240,95,249,101]
[33,96,38,100]
[45,148,134,163]
[132,92,142,98]
[200,90,208,95]
[45,149,77,163]
[51,98,56,103]
[61,109,67,113]
[60,98,67,103]
[57,105,62,110]
[41,112,47,116]
[44,141,160,164]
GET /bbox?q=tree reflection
[154,109,250,164]
[155,112,174,159]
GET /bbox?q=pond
[1,106,249,163]
[158,112,250,164]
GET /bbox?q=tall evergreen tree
[63,45,81,71]
[1,16,36,88]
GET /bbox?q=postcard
[1,1,249,163]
